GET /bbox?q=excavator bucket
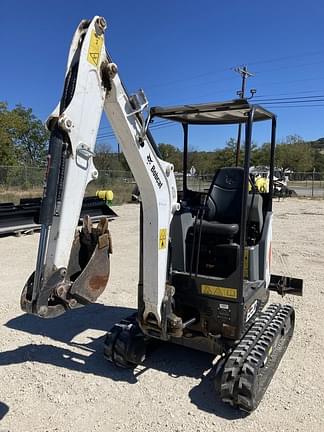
[21,216,112,318]
[68,216,112,301]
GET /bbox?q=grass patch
[0,187,43,204]
[0,181,135,206]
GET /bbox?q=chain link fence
[0,166,135,204]
[1,166,324,202]
[175,173,213,193]
[0,165,44,189]
[177,171,324,198]
[288,172,324,198]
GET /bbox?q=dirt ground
[0,199,323,432]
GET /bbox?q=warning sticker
[201,285,237,299]
[87,31,103,67]
[159,228,167,249]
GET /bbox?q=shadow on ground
[0,401,9,420]
[2,304,245,419]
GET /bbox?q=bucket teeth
[20,216,112,318]
[97,217,109,235]
[83,214,93,235]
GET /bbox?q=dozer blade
[21,216,112,318]
[220,304,295,412]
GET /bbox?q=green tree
[158,143,182,171]
[0,102,49,166]
[94,143,113,170]
[307,138,324,172]
[312,150,324,172]
[275,135,314,171]
[95,143,130,172]
[213,138,242,168]
[0,102,18,165]
[251,142,271,167]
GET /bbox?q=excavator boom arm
[22,16,178,329]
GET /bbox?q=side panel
[170,211,194,272]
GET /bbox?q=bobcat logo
[225,175,234,185]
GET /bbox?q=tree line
[1,102,324,173]
[158,136,324,174]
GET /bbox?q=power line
[96,120,176,141]
[254,89,324,98]
[259,99,324,105]
[97,97,324,141]
[247,50,323,66]
[143,74,324,107]
[253,95,324,102]
[259,103,324,108]
[254,59,324,75]
[97,119,170,137]
[257,75,324,87]
[95,95,324,144]
[134,50,324,92]
[97,92,324,135]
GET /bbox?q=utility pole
[233,66,255,166]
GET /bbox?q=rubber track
[220,303,294,412]
[104,315,147,369]
[104,319,135,368]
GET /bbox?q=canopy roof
[150,99,275,125]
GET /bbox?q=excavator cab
[148,100,276,343]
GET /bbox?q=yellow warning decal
[159,228,167,249]
[87,31,103,67]
[201,285,237,299]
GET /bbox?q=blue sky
[1,0,324,152]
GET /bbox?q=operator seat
[201,167,244,240]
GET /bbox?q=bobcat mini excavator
[21,16,303,412]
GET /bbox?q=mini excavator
[22,16,303,412]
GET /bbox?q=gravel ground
[0,199,323,432]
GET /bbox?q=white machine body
[36,16,178,325]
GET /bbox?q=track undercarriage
[220,303,295,411]
[103,303,295,413]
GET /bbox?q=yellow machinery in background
[96,190,114,205]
